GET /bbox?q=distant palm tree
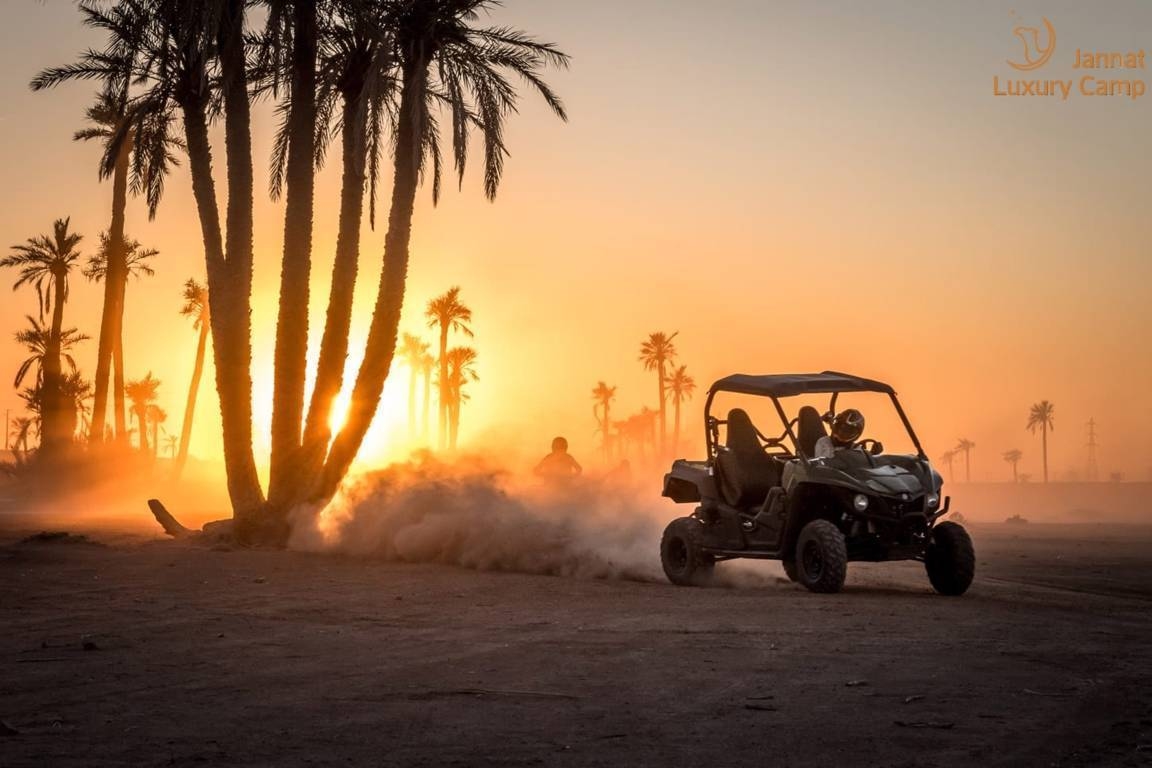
[399,333,430,437]
[13,317,87,389]
[68,85,179,447]
[591,381,617,459]
[85,232,158,443]
[9,416,36,458]
[147,404,167,458]
[444,346,479,451]
[1027,400,1056,483]
[1003,448,1023,483]
[426,288,473,449]
[60,371,94,444]
[124,373,160,455]
[939,449,956,482]
[162,433,179,459]
[2,218,83,453]
[175,279,209,478]
[419,352,435,441]
[639,331,678,451]
[668,365,696,453]
[955,438,975,482]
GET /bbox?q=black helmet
[831,409,864,445]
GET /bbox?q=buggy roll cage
[702,371,928,464]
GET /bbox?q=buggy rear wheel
[795,520,847,593]
[925,521,975,596]
[660,517,714,586]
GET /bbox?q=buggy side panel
[662,460,716,504]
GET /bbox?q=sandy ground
[1,521,1151,767]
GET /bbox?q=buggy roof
[709,371,895,398]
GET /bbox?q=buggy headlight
[853,494,869,512]
[926,494,940,509]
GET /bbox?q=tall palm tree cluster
[590,331,696,463]
[22,0,568,540]
[396,286,478,452]
[1,215,214,466]
[940,400,1060,484]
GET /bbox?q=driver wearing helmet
[814,409,865,459]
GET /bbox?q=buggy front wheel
[660,518,714,586]
[925,521,975,596]
[795,520,847,593]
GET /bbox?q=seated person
[814,409,865,459]
[534,436,583,479]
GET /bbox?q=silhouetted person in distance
[535,436,582,479]
[815,408,865,459]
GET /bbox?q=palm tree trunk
[301,87,369,467]
[175,317,209,479]
[965,450,971,483]
[316,50,430,500]
[1012,461,1018,483]
[269,0,319,507]
[136,408,149,454]
[657,362,666,452]
[91,141,130,444]
[40,271,67,454]
[438,325,448,450]
[673,396,681,454]
[1042,425,1049,483]
[181,85,264,521]
[112,272,129,444]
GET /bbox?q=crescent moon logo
[1008,17,1056,71]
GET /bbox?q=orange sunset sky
[0,0,1149,482]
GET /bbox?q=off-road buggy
[660,372,974,595]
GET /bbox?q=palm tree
[425,288,473,450]
[147,405,167,458]
[317,0,569,501]
[264,0,321,508]
[124,372,160,454]
[287,0,399,485]
[639,331,678,452]
[3,219,84,454]
[668,365,696,454]
[85,232,158,444]
[1003,448,1023,483]
[939,449,956,482]
[444,346,479,450]
[419,351,435,441]
[13,318,88,390]
[43,0,569,530]
[163,433,179,459]
[591,381,617,459]
[955,438,975,482]
[61,372,94,444]
[399,333,429,436]
[9,417,36,459]
[175,279,209,478]
[70,87,179,446]
[1027,400,1056,483]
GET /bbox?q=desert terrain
[2,508,1151,768]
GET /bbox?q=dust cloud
[289,455,780,586]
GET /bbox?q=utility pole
[1086,418,1099,482]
